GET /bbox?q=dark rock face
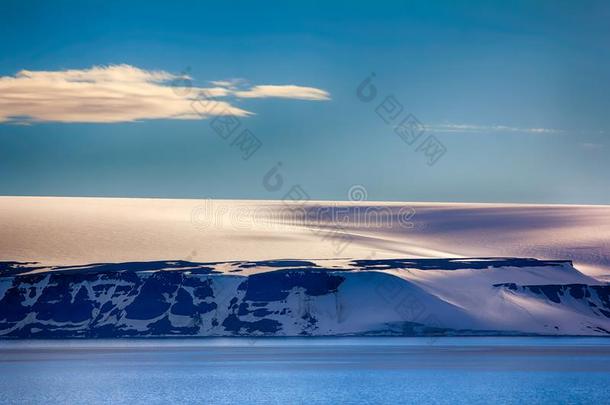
[494,283,610,318]
[1,258,608,338]
[351,257,572,271]
[0,262,347,338]
[240,270,344,302]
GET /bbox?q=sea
[1,337,609,404]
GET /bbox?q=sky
[0,0,609,204]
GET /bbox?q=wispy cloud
[208,80,330,100]
[0,65,329,124]
[581,142,604,150]
[233,85,330,100]
[425,123,561,134]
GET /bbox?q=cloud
[0,65,329,124]
[581,142,604,150]
[209,79,247,89]
[233,85,330,100]
[425,123,561,134]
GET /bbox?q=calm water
[1,337,610,404]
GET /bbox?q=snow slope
[1,197,609,278]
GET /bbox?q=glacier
[1,258,609,338]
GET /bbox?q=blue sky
[1,0,609,203]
